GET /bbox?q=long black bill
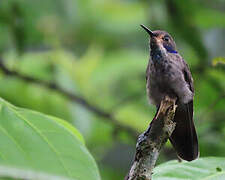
[140,24,154,37]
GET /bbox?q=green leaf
[0,165,70,180]
[0,98,101,180]
[153,157,225,180]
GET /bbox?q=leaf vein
[0,126,28,162]
[6,105,73,178]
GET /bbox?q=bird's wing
[182,60,194,93]
[169,57,198,161]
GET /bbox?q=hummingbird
[141,24,199,161]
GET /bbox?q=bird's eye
[163,36,169,42]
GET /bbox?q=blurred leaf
[212,57,225,66]
[153,157,225,180]
[0,52,73,121]
[0,98,100,180]
[100,166,124,180]
[115,103,153,132]
[194,9,225,28]
[0,76,72,122]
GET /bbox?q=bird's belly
[146,78,170,106]
[146,66,177,106]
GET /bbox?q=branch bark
[126,96,177,180]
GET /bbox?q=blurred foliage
[0,0,224,179]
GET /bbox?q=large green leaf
[153,157,225,180]
[0,98,101,180]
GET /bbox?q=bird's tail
[169,100,199,161]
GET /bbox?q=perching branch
[0,59,138,138]
[126,96,177,180]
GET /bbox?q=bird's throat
[163,44,177,54]
[150,48,164,62]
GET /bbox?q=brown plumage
[141,25,199,161]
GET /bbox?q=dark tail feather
[169,100,199,161]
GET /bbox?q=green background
[0,0,224,179]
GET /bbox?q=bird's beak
[140,24,154,37]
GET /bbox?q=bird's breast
[146,56,183,105]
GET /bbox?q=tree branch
[0,59,138,138]
[125,96,177,180]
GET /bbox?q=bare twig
[126,96,177,180]
[0,60,138,138]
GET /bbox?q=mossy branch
[126,96,177,180]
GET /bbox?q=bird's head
[140,24,177,54]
